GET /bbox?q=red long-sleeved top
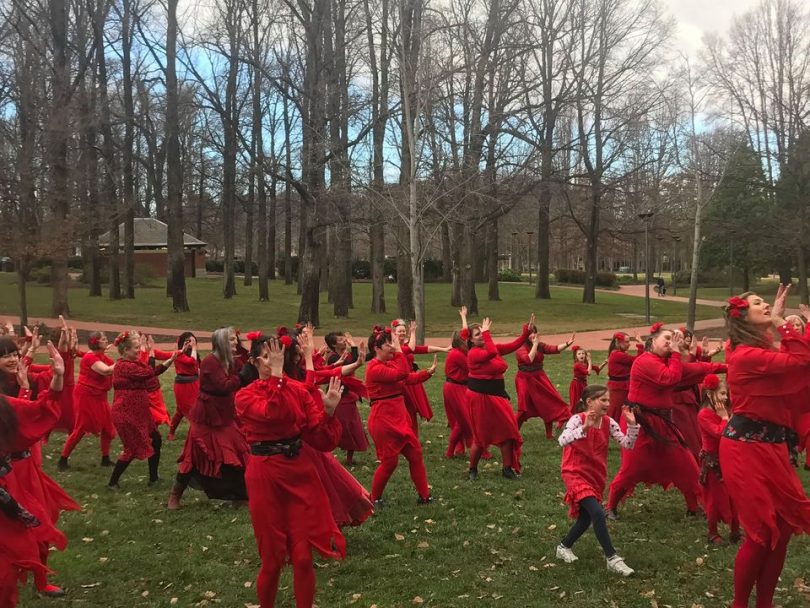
[698,407,726,453]
[607,345,644,391]
[726,324,810,427]
[77,351,114,391]
[192,354,243,426]
[515,341,559,370]
[627,351,684,408]
[235,375,341,450]
[174,353,200,376]
[444,348,468,383]
[7,388,62,452]
[573,363,601,382]
[365,353,430,399]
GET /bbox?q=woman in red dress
[58,332,116,469]
[392,319,449,434]
[606,332,643,421]
[697,374,740,545]
[137,335,172,429]
[556,385,638,576]
[169,327,248,508]
[605,323,721,520]
[514,323,574,438]
[568,346,604,413]
[168,332,201,439]
[324,331,369,465]
[107,332,177,489]
[467,317,530,480]
[365,327,436,507]
[444,332,473,459]
[719,286,810,608]
[235,337,345,608]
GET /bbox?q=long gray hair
[211,327,235,371]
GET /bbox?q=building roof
[98,218,206,249]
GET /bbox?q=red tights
[469,441,514,470]
[256,543,316,608]
[733,518,792,608]
[370,444,429,501]
[61,429,112,458]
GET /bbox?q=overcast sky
[666,0,761,56]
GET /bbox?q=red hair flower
[460,328,470,341]
[390,319,402,328]
[88,335,100,348]
[649,322,664,335]
[613,332,627,341]
[571,345,581,352]
[679,326,688,334]
[703,374,720,390]
[279,335,293,348]
[245,330,263,342]
[113,331,130,346]
[726,296,750,319]
[276,326,289,337]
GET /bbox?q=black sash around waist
[608,375,630,382]
[467,378,510,400]
[517,364,543,373]
[10,450,31,461]
[674,385,696,392]
[625,400,686,447]
[250,437,302,457]
[174,374,199,384]
[445,377,467,386]
[722,414,790,444]
[369,393,403,404]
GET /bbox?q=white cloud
[664,0,762,56]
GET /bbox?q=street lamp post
[638,211,655,324]
[672,235,681,296]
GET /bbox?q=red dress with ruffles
[177,355,248,498]
[606,345,643,421]
[568,363,601,413]
[173,353,201,418]
[720,324,810,548]
[365,353,431,461]
[111,359,161,461]
[72,351,115,437]
[514,339,570,426]
[443,347,473,448]
[400,344,434,430]
[467,329,526,472]
[235,376,346,570]
[697,407,736,527]
[324,350,369,453]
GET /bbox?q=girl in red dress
[697,374,740,545]
[365,327,436,506]
[108,332,177,489]
[324,331,369,465]
[466,317,530,480]
[606,332,643,421]
[443,309,474,458]
[556,385,638,576]
[59,332,116,469]
[605,323,721,519]
[568,346,603,413]
[719,286,810,608]
[235,337,345,608]
[168,332,201,439]
[514,322,574,438]
[391,319,449,434]
[169,327,248,508]
[137,335,172,429]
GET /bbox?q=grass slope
[0,275,721,337]
[18,353,810,608]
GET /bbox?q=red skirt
[569,378,586,413]
[53,385,75,433]
[720,438,810,548]
[333,395,369,452]
[608,388,627,422]
[173,381,200,418]
[443,382,473,446]
[367,397,421,461]
[515,371,569,424]
[701,467,736,526]
[562,473,602,519]
[672,402,701,460]
[72,384,115,437]
[245,450,346,569]
[177,421,249,479]
[148,389,171,427]
[466,390,523,472]
[403,384,433,422]
[111,390,156,461]
[0,514,51,606]
[304,445,373,527]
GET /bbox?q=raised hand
[583,410,598,429]
[459,306,468,318]
[481,317,492,333]
[528,313,536,328]
[264,338,285,378]
[146,334,155,351]
[357,341,367,365]
[672,331,687,353]
[47,341,65,377]
[772,284,791,320]
[700,336,710,352]
[634,333,642,344]
[531,333,542,346]
[622,405,637,426]
[800,303,810,322]
[322,377,343,414]
[344,332,355,347]
[566,332,576,347]
[428,354,438,375]
[16,357,30,390]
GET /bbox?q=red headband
[246,330,263,342]
[613,332,627,341]
[649,322,664,335]
[571,345,581,352]
[113,331,130,346]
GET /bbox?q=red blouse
[444,348,468,383]
[698,407,726,453]
[607,345,644,390]
[573,363,600,382]
[467,326,529,381]
[193,354,243,426]
[78,351,114,391]
[627,351,684,408]
[174,353,200,377]
[365,353,430,400]
[515,340,559,370]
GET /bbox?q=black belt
[517,365,543,373]
[467,378,510,400]
[608,375,629,382]
[625,400,686,447]
[674,385,696,392]
[445,378,467,386]
[10,450,31,461]
[175,374,199,384]
[369,393,403,404]
[250,437,302,458]
[723,414,790,444]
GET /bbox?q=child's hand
[622,406,637,426]
[583,411,598,429]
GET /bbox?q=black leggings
[561,496,616,557]
[109,431,162,486]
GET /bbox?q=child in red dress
[568,346,603,413]
[697,374,740,545]
[168,332,201,439]
[556,384,638,576]
[324,331,369,465]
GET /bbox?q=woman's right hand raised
[772,283,791,325]
[322,377,342,415]
[481,317,492,333]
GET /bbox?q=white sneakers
[606,554,635,577]
[556,544,578,563]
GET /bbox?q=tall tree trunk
[396,223,415,319]
[460,225,478,314]
[268,177,277,281]
[450,221,462,307]
[441,221,451,282]
[222,3,240,299]
[487,220,500,301]
[121,0,136,298]
[253,35,269,301]
[370,215,385,313]
[166,0,189,311]
[283,88,294,285]
[582,187,599,304]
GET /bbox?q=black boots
[107,459,131,489]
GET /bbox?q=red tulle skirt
[304,445,373,527]
[173,381,200,418]
[367,397,421,461]
[403,384,433,422]
[515,371,569,424]
[177,421,249,479]
[245,449,346,569]
[720,438,810,548]
[333,395,369,452]
[443,382,473,446]
[111,391,155,461]
[608,388,627,422]
[466,390,523,472]
[569,378,586,413]
[148,389,171,427]
[72,384,115,437]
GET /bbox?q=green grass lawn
[17,353,810,608]
[0,275,722,337]
[697,284,805,309]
